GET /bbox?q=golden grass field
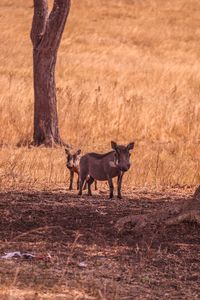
[0,0,199,189]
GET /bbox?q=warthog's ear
[76,149,81,155]
[127,142,134,150]
[111,141,118,150]
[65,148,70,155]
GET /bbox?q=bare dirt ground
[0,188,199,299]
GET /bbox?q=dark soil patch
[0,189,199,299]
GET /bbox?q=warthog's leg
[83,175,90,190]
[82,177,97,191]
[87,177,94,196]
[78,172,87,196]
[117,172,124,199]
[94,180,98,190]
[108,177,114,198]
[78,179,84,196]
[82,175,97,191]
[83,181,87,190]
[69,170,74,190]
[77,175,79,190]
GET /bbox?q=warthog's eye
[67,155,73,163]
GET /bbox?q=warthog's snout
[119,163,131,172]
[66,161,73,169]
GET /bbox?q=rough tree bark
[31,0,71,146]
[115,186,200,233]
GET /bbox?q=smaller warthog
[65,148,81,190]
[65,148,98,191]
[78,141,134,199]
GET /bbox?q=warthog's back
[87,151,114,159]
[80,151,120,181]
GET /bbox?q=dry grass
[0,0,199,189]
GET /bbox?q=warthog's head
[65,148,81,171]
[111,141,134,172]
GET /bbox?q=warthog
[65,148,81,190]
[65,148,98,191]
[78,141,134,198]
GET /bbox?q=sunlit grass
[0,0,199,189]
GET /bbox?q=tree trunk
[31,0,71,147]
[33,50,59,146]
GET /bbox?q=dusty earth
[0,188,199,299]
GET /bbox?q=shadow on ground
[0,189,199,299]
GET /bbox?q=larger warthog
[78,141,134,199]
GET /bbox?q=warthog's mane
[88,151,115,159]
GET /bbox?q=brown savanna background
[0,0,199,190]
[0,1,200,299]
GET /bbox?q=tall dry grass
[0,0,199,189]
